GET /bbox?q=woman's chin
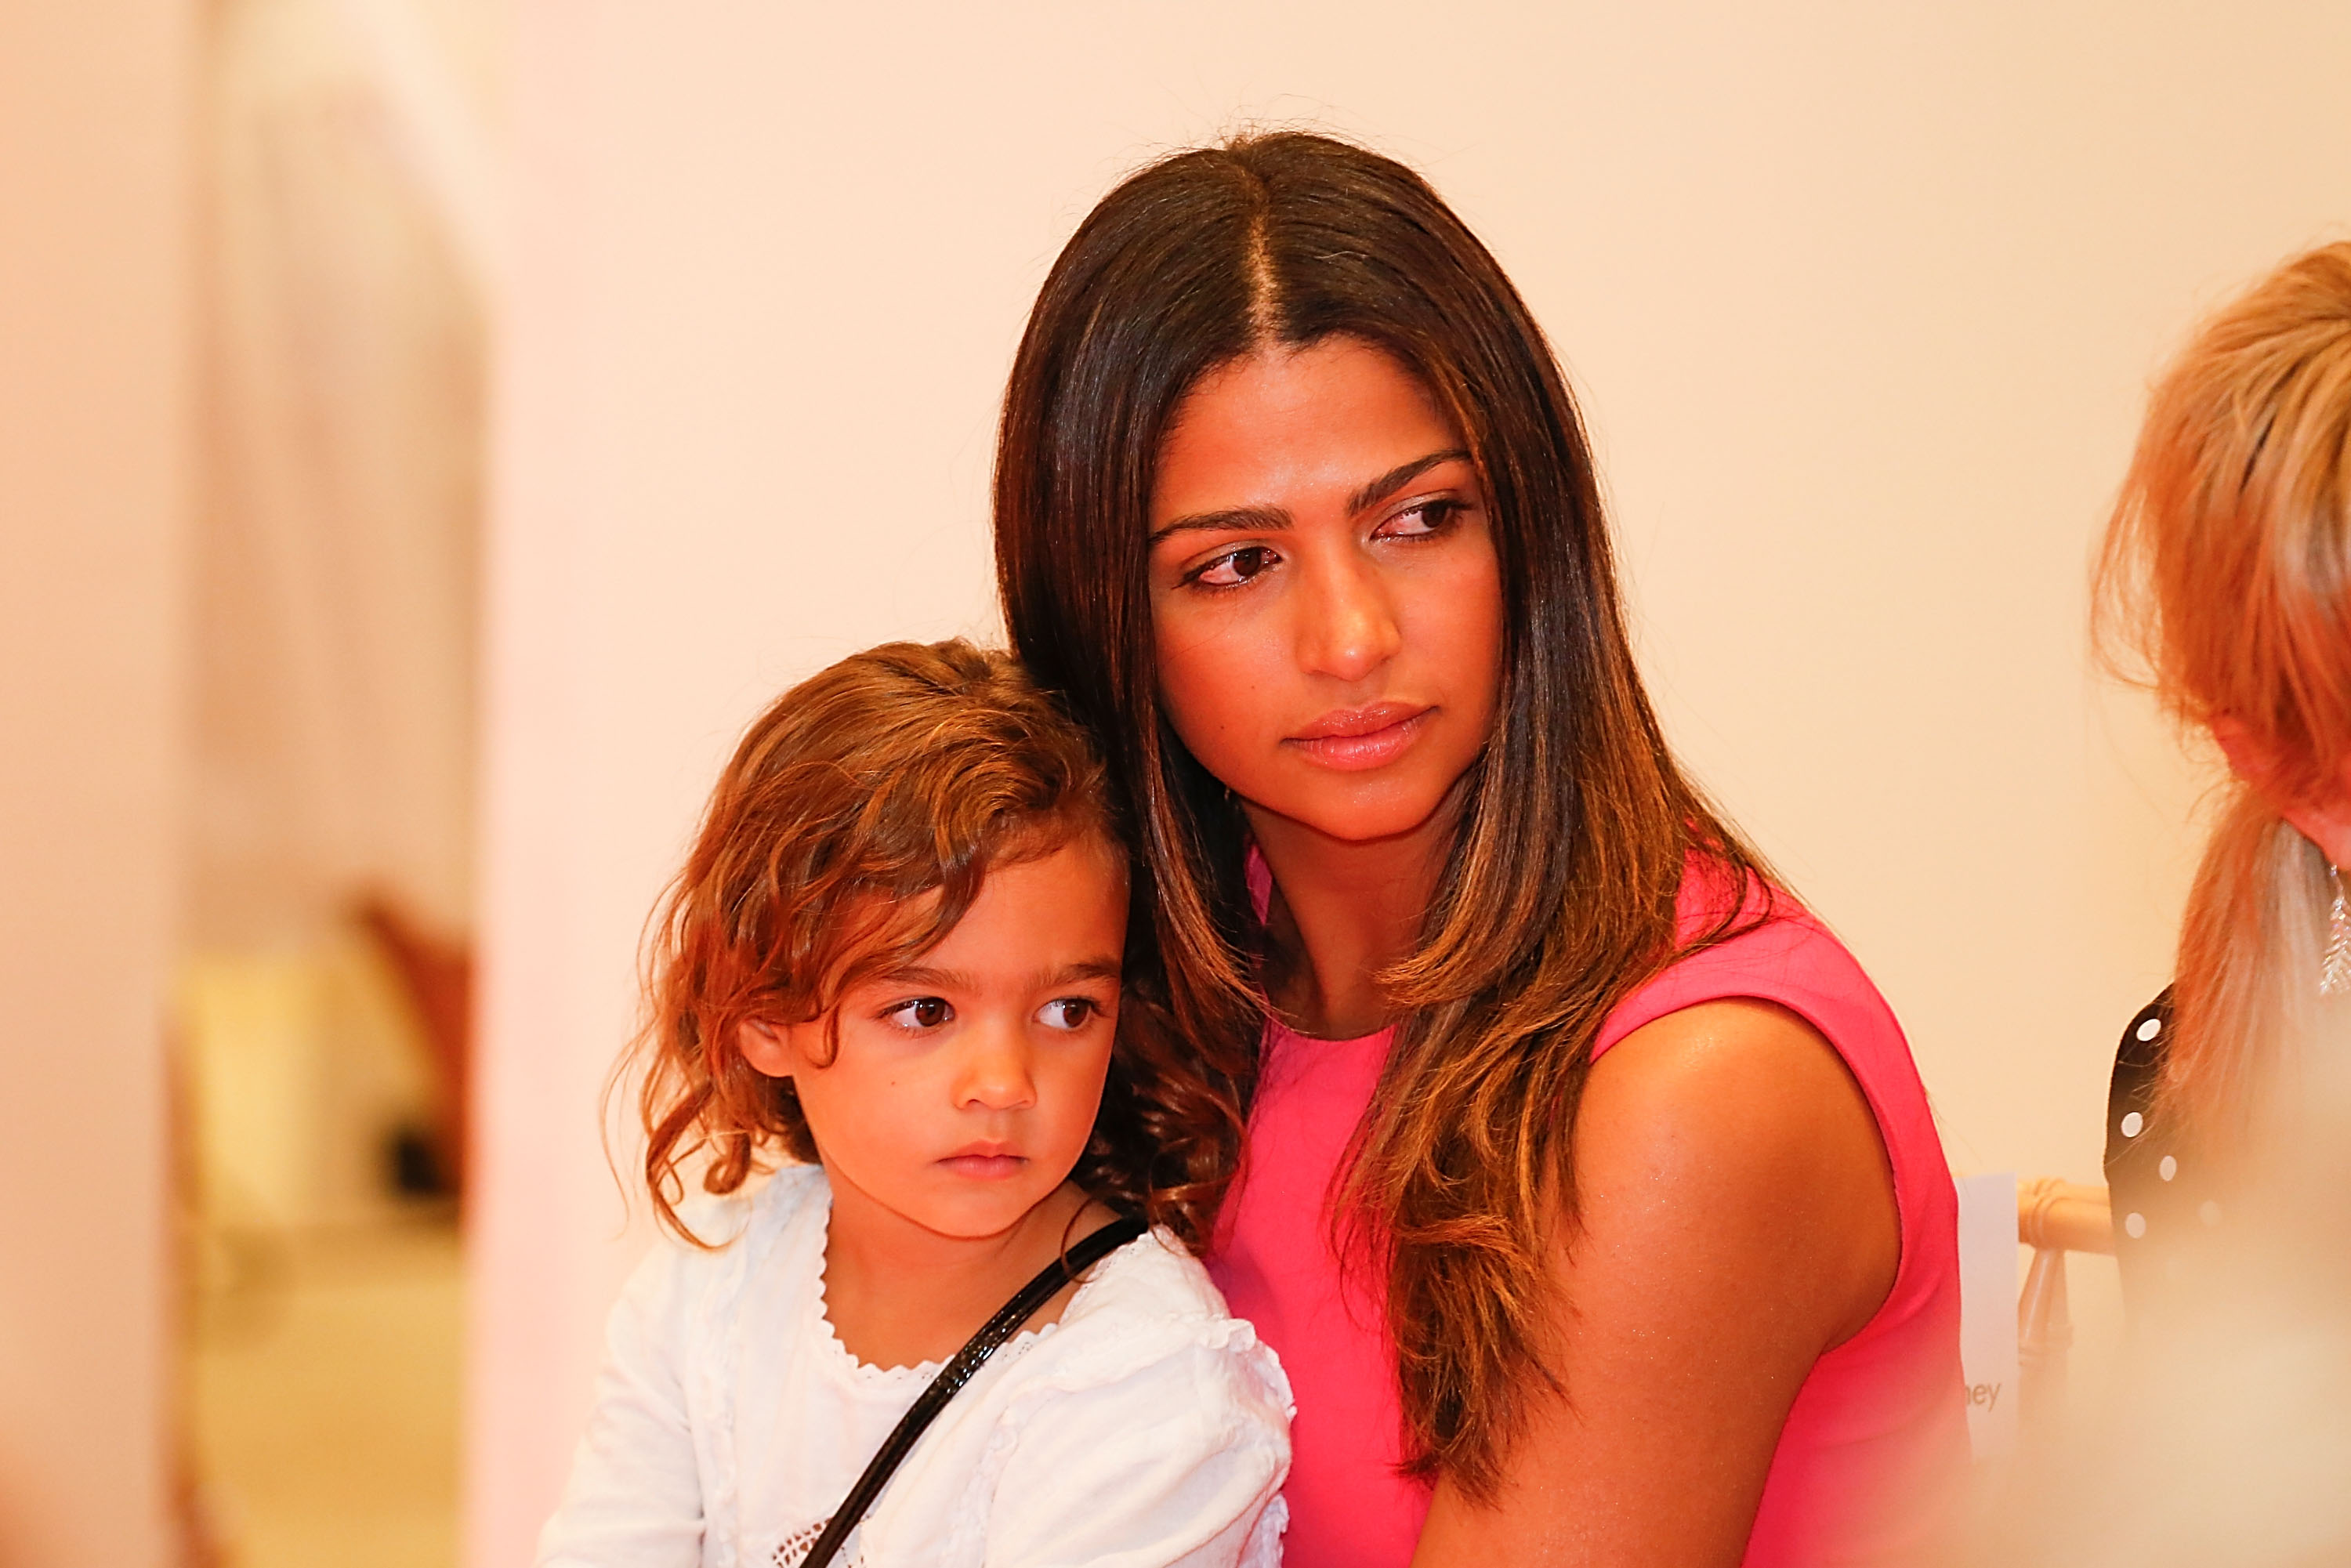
[1244,779,1462,849]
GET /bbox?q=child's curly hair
[630,639,1233,1248]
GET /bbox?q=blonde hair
[2098,241,2351,1147]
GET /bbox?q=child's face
[742,835,1127,1242]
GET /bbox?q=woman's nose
[955,1023,1038,1112]
[1295,549,1403,684]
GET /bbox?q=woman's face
[1147,335,1505,846]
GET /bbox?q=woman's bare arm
[1411,998,1898,1567]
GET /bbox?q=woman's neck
[820,1175,1102,1371]
[1249,798,1454,1039]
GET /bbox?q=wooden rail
[2016,1178,2112,1428]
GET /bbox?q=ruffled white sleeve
[977,1331,1292,1568]
[535,1239,709,1568]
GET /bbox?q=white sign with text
[1954,1171,2020,1458]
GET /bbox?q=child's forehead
[845,821,1125,910]
[823,827,1128,976]
[1015,824,1128,878]
[951,833,1131,925]
[947,825,1131,907]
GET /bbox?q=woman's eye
[1190,545,1280,588]
[1036,998,1099,1031]
[882,997,952,1030]
[1378,499,1459,539]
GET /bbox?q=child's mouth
[938,1152,1028,1179]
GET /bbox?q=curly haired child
[537,640,1291,1568]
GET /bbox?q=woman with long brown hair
[994,132,1967,1566]
[2099,242,2351,1309]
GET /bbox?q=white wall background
[469,5,2351,1560]
[0,4,192,1563]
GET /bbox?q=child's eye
[882,996,953,1030]
[1035,998,1099,1032]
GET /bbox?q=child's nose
[955,1023,1038,1112]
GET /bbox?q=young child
[537,641,1291,1568]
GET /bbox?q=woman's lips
[937,1153,1028,1180]
[1284,703,1433,771]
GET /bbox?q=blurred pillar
[191,0,487,954]
[0,3,194,1565]
[463,9,648,1566]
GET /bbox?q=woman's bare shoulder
[1413,1001,1902,1564]
[1572,998,1895,1344]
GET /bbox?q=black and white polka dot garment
[2104,988,2224,1310]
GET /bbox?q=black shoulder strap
[796,1215,1149,1568]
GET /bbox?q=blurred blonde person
[2097,241,2351,1298]
[1992,242,2351,1567]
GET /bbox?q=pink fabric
[1205,858,1968,1567]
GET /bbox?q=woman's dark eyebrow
[1349,449,1471,514]
[1148,503,1290,547]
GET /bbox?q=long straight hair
[2097,242,2351,1150]
[994,132,1769,1494]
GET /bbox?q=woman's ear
[2211,715,2277,793]
[738,1018,796,1078]
[2213,715,2351,866]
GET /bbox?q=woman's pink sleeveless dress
[1205,860,1968,1566]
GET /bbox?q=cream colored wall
[472,4,2351,1559]
[0,3,192,1564]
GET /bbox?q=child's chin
[909,1182,1064,1241]
[920,1210,1034,1243]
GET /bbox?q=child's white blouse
[536,1164,1293,1568]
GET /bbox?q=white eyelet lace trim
[770,1518,864,1567]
